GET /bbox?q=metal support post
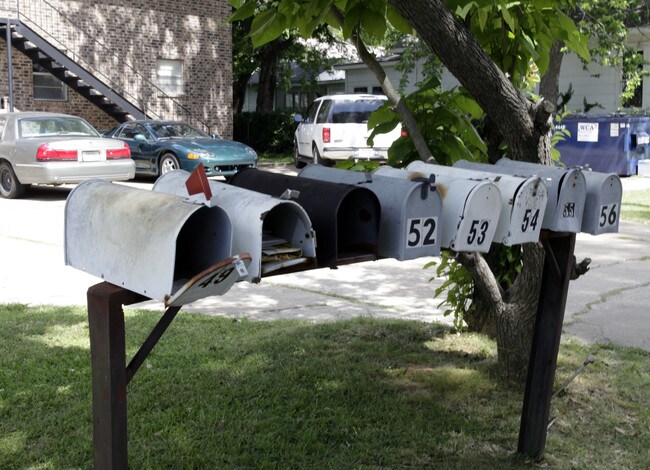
[87,282,145,470]
[5,19,14,111]
[518,231,576,458]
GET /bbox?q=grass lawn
[621,188,650,224]
[1,304,648,468]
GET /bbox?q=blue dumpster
[554,115,650,176]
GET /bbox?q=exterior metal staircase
[1,18,145,121]
[1,0,211,131]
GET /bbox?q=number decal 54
[406,217,437,248]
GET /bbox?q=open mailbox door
[64,179,250,306]
[153,170,317,282]
[298,164,443,260]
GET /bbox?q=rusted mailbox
[454,159,587,233]
[229,168,380,267]
[298,164,443,260]
[374,166,501,252]
[407,161,548,246]
[153,170,317,282]
[65,179,250,306]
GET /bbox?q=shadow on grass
[1,305,530,469]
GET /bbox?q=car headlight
[187,149,213,160]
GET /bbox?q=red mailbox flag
[185,163,213,200]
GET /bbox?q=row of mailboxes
[64,159,622,307]
[298,165,443,260]
[455,158,622,235]
[229,168,381,267]
[405,161,548,246]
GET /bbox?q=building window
[33,65,67,101]
[353,86,368,93]
[156,59,184,96]
[372,86,384,94]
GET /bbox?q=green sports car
[105,120,258,177]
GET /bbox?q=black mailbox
[229,168,381,267]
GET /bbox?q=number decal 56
[406,217,437,248]
[599,204,618,228]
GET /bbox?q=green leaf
[360,9,387,39]
[386,4,413,34]
[249,10,288,48]
[367,103,397,130]
[229,0,257,22]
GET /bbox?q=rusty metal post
[518,232,576,458]
[87,282,145,470]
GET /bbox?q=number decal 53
[406,217,437,248]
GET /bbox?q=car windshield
[19,117,99,138]
[149,123,208,139]
[329,99,385,124]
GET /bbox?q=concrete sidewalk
[1,174,649,351]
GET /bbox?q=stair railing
[4,0,211,132]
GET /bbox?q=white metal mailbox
[298,164,443,260]
[374,166,502,252]
[580,170,622,235]
[407,161,548,246]
[483,160,621,235]
[454,159,587,233]
[65,179,250,306]
[153,170,317,282]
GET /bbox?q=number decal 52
[406,217,437,248]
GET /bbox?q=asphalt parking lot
[1,169,649,351]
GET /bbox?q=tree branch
[456,251,505,309]
[329,5,436,163]
[388,0,539,161]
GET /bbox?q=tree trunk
[256,46,278,111]
[233,71,253,114]
[389,0,555,382]
[539,42,564,107]
[255,38,294,112]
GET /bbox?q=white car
[293,94,403,168]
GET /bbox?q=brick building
[0,0,233,137]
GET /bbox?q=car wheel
[159,153,180,175]
[294,141,306,169]
[0,161,26,199]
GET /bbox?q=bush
[234,111,298,154]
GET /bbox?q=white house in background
[241,67,345,112]
[336,27,649,114]
[243,26,649,114]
